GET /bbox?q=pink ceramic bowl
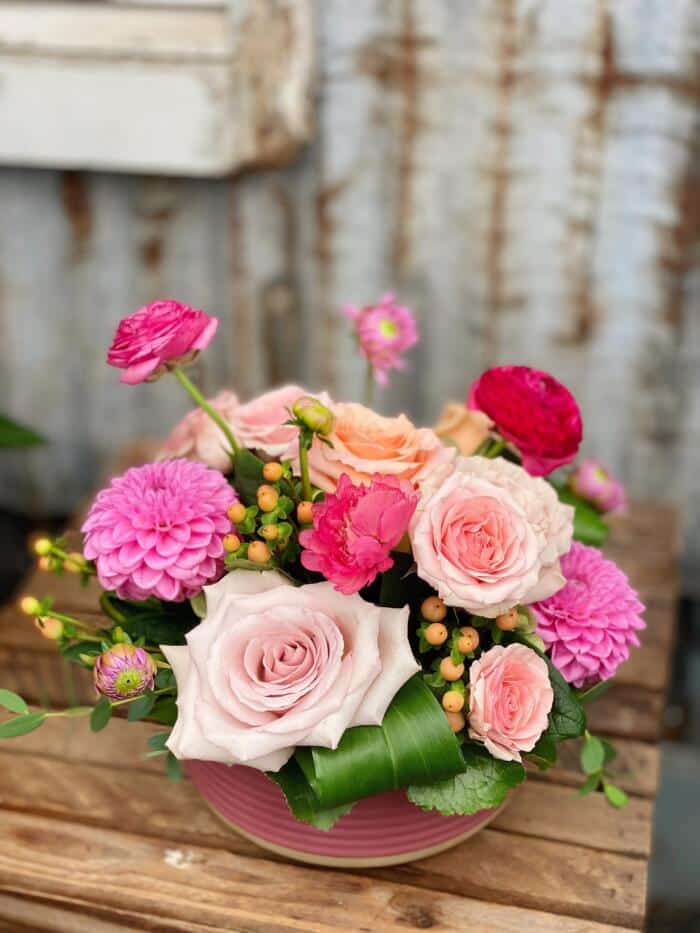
[187,760,507,868]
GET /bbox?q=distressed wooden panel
[0,0,697,588]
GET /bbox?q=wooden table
[0,500,679,932]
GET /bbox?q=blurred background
[0,1,698,926]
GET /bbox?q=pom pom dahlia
[299,473,419,594]
[468,366,582,476]
[82,459,236,602]
[344,293,418,387]
[531,542,645,687]
[94,644,157,700]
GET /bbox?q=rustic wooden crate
[0,499,679,931]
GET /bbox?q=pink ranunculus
[107,300,219,385]
[344,293,419,387]
[570,459,627,514]
[158,391,240,472]
[468,366,582,476]
[232,385,333,459]
[468,643,553,762]
[302,402,456,494]
[299,474,419,595]
[410,456,573,617]
[531,542,645,688]
[161,572,420,771]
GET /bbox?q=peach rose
[410,456,573,617]
[468,643,553,761]
[161,571,419,771]
[302,402,456,493]
[434,403,492,456]
[233,384,332,459]
[157,390,239,472]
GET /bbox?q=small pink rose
[162,572,419,771]
[468,643,553,762]
[107,300,218,385]
[158,391,240,472]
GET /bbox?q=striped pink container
[187,760,508,867]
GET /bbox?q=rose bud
[292,396,335,436]
[94,644,157,700]
[34,616,64,640]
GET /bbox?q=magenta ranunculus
[299,474,419,595]
[93,644,157,700]
[468,643,553,762]
[344,293,419,387]
[107,300,219,385]
[531,542,645,688]
[468,366,582,476]
[82,459,236,602]
[162,572,420,771]
[158,390,240,472]
[570,459,626,514]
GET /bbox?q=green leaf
[0,414,44,448]
[90,696,112,733]
[581,734,605,775]
[0,689,29,716]
[526,734,557,771]
[552,483,609,546]
[575,680,613,706]
[274,675,464,813]
[542,654,587,743]
[155,668,175,690]
[601,738,617,765]
[408,743,526,816]
[268,760,354,831]
[603,782,628,808]
[149,695,178,726]
[0,711,47,738]
[148,731,171,752]
[233,448,265,505]
[60,641,102,664]
[166,752,184,783]
[127,692,156,722]
[578,773,601,797]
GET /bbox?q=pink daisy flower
[82,459,236,602]
[531,542,645,688]
[344,293,418,387]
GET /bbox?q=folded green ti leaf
[269,675,465,827]
[550,480,609,547]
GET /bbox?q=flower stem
[298,439,313,502]
[484,439,505,459]
[172,366,240,457]
[364,363,375,408]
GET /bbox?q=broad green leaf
[90,697,112,733]
[0,712,47,738]
[0,689,29,716]
[578,773,601,797]
[268,760,354,831]
[127,693,156,722]
[0,414,44,448]
[149,695,178,726]
[603,782,629,808]
[234,448,265,506]
[408,743,526,816]
[155,668,175,690]
[542,654,587,743]
[581,734,605,775]
[526,734,557,771]
[551,483,609,546]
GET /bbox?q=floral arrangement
[1,297,643,826]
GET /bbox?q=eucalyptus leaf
[0,712,47,738]
[0,689,29,716]
[127,693,156,722]
[90,696,112,733]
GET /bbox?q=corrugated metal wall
[1,0,698,587]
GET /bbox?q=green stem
[364,363,375,408]
[484,439,505,459]
[298,440,313,502]
[172,366,240,457]
[99,593,128,625]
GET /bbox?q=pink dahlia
[107,300,218,385]
[299,473,419,595]
[570,459,626,514]
[344,293,418,387]
[82,459,236,602]
[531,542,645,687]
[94,644,157,700]
[468,366,582,476]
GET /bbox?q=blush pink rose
[468,643,553,762]
[157,391,240,472]
[302,402,456,493]
[107,300,219,385]
[232,385,332,459]
[300,473,419,594]
[410,456,573,617]
[161,571,419,771]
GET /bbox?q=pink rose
[433,402,493,456]
[233,385,332,459]
[303,402,455,493]
[468,366,582,476]
[107,300,219,385]
[469,643,553,762]
[158,391,240,472]
[162,571,419,771]
[410,456,573,617]
[570,459,626,514]
[300,474,419,594]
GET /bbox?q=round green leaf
[90,697,112,733]
[581,735,605,775]
[0,689,29,716]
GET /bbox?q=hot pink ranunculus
[299,474,419,595]
[468,366,582,476]
[161,572,419,771]
[107,300,219,385]
[158,391,240,472]
[468,643,553,762]
[232,385,331,459]
[302,402,455,493]
[569,459,626,514]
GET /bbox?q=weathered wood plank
[0,809,638,933]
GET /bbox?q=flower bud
[292,396,335,435]
[421,596,447,623]
[262,462,284,482]
[34,616,64,640]
[64,551,86,573]
[439,657,465,682]
[38,556,52,572]
[223,533,241,553]
[94,644,157,700]
[261,525,279,542]
[257,484,279,513]
[248,541,272,564]
[442,690,465,713]
[457,626,479,654]
[424,622,448,646]
[19,596,41,616]
[297,501,314,525]
[33,537,52,557]
[496,608,519,631]
[227,502,247,524]
[445,710,466,733]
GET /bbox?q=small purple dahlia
[94,644,157,700]
[82,459,236,602]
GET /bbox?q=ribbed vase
[187,760,508,868]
